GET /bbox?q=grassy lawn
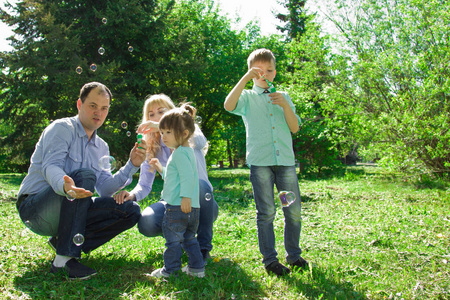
[0,166,449,299]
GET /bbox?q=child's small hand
[269,92,289,109]
[149,158,163,174]
[245,67,263,81]
[137,120,159,134]
[181,197,191,213]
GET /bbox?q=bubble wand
[261,74,276,93]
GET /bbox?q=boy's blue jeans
[250,165,303,267]
[138,179,218,252]
[162,205,205,275]
[17,168,141,258]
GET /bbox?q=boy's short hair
[247,48,276,69]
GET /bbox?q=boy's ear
[77,98,82,111]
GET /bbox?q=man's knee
[138,212,162,237]
[68,168,97,191]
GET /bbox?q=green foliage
[283,16,343,174]
[324,0,450,177]
[276,0,308,40]
[0,0,263,171]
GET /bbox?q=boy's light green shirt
[161,146,199,208]
[230,85,301,167]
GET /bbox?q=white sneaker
[150,268,170,278]
[181,265,205,278]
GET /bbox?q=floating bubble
[24,220,32,228]
[195,116,202,124]
[278,191,296,207]
[76,66,82,74]
[66,190,76,201]
[126,131,131,137]
[205,193,212,201]
[90,63,97,72]
[128,45,134,52]
[98,47,105,55]
[42,75,48,81]
[102,17,107,24]
[99,155,116,171]
[121,121,128,129]
[73,233,85,246]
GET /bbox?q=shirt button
[274,141,276,143]
[270,114,273,116]
[273,127,275,129]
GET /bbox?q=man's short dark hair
[79,82,112,103]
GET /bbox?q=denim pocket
[164,205,188,233]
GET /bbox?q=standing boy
[224,49,308,276]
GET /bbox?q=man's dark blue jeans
[17,168,141,258]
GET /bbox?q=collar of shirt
[252,85,269,95]
[75,115,100,148]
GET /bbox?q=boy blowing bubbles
[224,49,308,276]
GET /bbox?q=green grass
[1,166,449,299]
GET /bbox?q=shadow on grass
[13,254,266,299]
[0,173,26,185]
[285,265,367,300]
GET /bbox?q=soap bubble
[126,131,131,137]
[66,190,76,201]
[205,193,212,201]
[128,45,134,52]
[277,191,296,207]
[90,63,97,72]
[24,220,32,228]
[195,116,202,124]
[102,17,107,24]
[121,121,128,129]
[98,47,105,55]
[73,233,85,246]
[99,155,117,171]
[76,66,82,74]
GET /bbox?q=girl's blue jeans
[162,205,204,274]
[138,179,218,252]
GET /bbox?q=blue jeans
[250,165,303,266]
[138,179,219,252]
[162,205,204,275]
[17,168,141,258]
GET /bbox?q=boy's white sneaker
[181,265,205,278]
[150,268,170,278]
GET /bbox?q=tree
[0,0,253,171]
[324,0,450,177]
[276,0,308,40]
[283,15,342,175]
[0,0,175,171]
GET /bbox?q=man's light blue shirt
[162,146,199,208]
[230,85,301,167]
[18,116,139,198]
